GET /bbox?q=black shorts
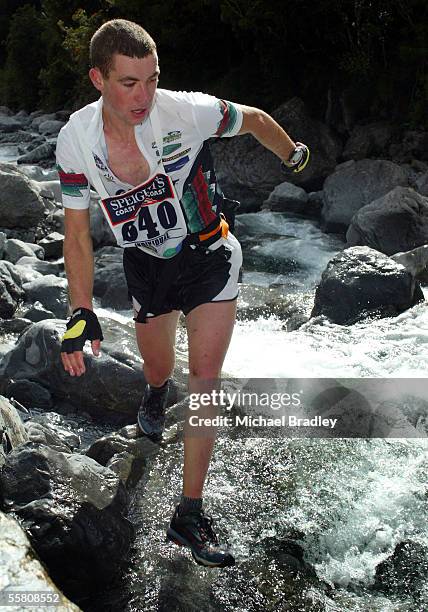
[123,233,242,320]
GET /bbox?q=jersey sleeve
[55,126,91,210]
[188,92,243,141]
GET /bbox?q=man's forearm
[238,105,296,162]
[63,234,94,311]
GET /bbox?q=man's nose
[135,83,150,105]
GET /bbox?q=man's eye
[124,83,134,88]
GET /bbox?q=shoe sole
[166,527,235,568]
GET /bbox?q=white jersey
[56,89,243,243]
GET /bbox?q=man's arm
[237,105,296,163]
[61,208,100,376]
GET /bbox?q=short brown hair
[90,19,156,78]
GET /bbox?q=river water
[2,150,427,611]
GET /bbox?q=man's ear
[89,67,104,92]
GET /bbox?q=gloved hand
[281,142,310,173]
[61,307,103,376]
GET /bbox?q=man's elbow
[238,105,268,136]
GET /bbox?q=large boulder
[37,232,64,259]
[22,275,68,318]
[211,97,341,210]
[0,319,152,421]
[3,238,42,264]
[311,246,424,325]
[0,261,24,319]
[0,511,81,611]
[391,244,428,282]
[374,540,428,599]
[0,165,46,229]
[346,187,428,255]
[30,113,56,130]
[38,119,65,137]
[0,443,134,598]
[0,116,22,133]
[343,122,397,161]
[262,181,309,215]
[321,159,409,232]
[17,142,56,166]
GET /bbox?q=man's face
[90,52,160,126]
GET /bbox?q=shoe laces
[197,511,219,546]
[141,386,168,421]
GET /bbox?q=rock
[17,142,56,166]
[86,425,159,486]
[0,231,6,257]
[0,318,32,334]
[415,171,428,197]
[0,319,147,421]
[0,511,81,611]
[343,122,396,161]
[0,166,46,229]
[0,261,24,319]
[0,444,134,597]
[0,116,22,133]
[5,379,53,410]
[38,119,65,136]
[211,97,341,209]
[22,275,68,318]
[30,113,57,130]
[0,130,41,144]
[311,246,424,325]
[346,187,428,255]
[37,179,62,203]
[90,195,116,248]
[16,257,64,277]
[263,182,308,214]
[0,106,13,116]
[391,244,428,282]
[38,232,64,259]
[374,540,428,598]
[0,395,28,468]
[55,110,72,122]
[24,421,73,452]
[21,301,56,322]
[389,130,428,162]
[93,247,129,309]
[18,136,45,154]
[4,238,40,264]
[322,159,409,232]
[30,412,80,450]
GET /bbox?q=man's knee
[143,362,174,387]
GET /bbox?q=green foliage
[0,0,426,127]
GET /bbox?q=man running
[57,19,309,568]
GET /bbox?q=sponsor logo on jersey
[163,130,182,143]
[163,147,190,162]
[93,153,115,182]
[162,143,182,156]
[102,173,174,226]
[57,164,88,198]
[164,155,190,173]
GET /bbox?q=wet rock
[30,412,80,450]
[0,261,24,319]
[0,130,40,144]
[4,238,43,264]
[21,301,56,322]
[0,511,81,611]
[391,244,428,282]
[30,113,57,130]
[37,179,62,203]
[374,540,428,598]
[415,171,428,197]
[24,421,73,452]
[343,122,396,161]
[0,165,46,229]
[0,396,28,468]
[263,182,309,214]
[0,444,134,598]
[22,275,68,318]
[38,119,65,136]
[311,246,424,325]
[346,187,428,255]
[86,425,159,487]
[93,247,128,309]
[0,317,32,334]
[0,319,146,421]
[322,159,409,232]
[17,142,56,166]
[0,116,22,133]
[38,232,64,259]
[16,257,64,277]
[211,97,341,209]
[5,379,53,410]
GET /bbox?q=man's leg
[183,299,237,497]
[135,310,180,387]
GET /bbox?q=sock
[178,494,203,515]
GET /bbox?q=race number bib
[101,173,187,258]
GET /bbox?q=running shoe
[137,380,170,441]
[167,505,235,568]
